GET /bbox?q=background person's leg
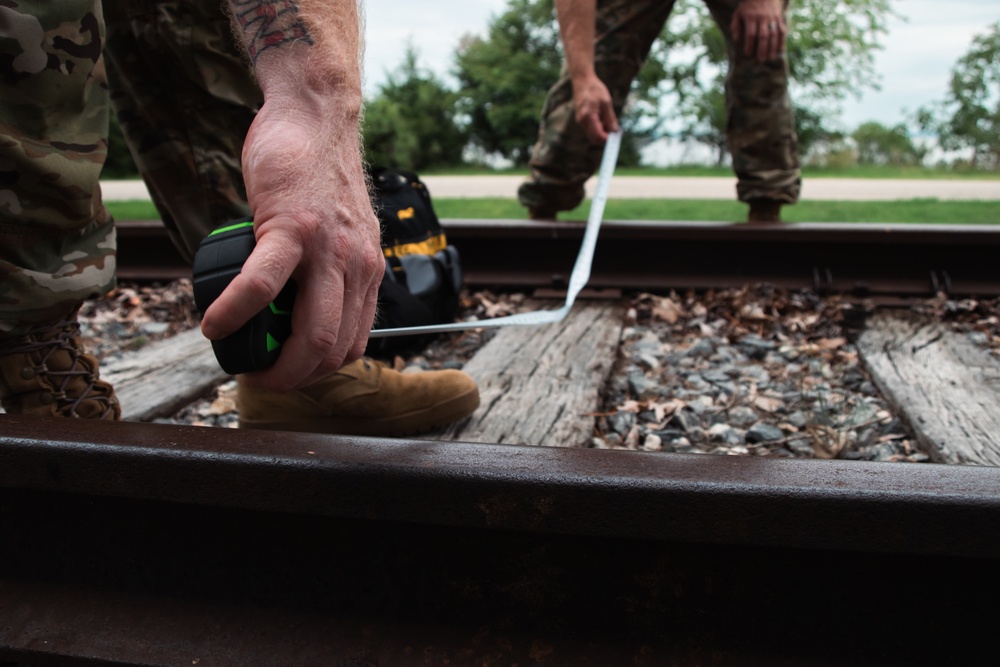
[517,0,674,217]
[704,0,801,222]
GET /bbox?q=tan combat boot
[0,312,121,420]
[237,358,479,436]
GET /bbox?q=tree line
[103,0,999,177]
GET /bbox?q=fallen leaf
[207,396,237,415]
[651,296,684,324]
[816,337,847,350]
[648,399,686,421]
[617,399,642,413]
[754,395,784,412]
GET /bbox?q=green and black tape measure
[192,219,296,374]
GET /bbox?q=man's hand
[553,0,618,145]
[573,73,619,145]
[731,0,787,62]
[203,0,382,392]
[202,100,381,391]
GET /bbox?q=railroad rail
[5,220,1000,665]
[117,219,1000,295]
[2,414,999,665]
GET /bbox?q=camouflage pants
[518,0,802,213]
[0,1,114,334]
[104,0,260,262]
[0,0,258,336]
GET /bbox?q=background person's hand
[574,73,619,144]
[731,0,787,62]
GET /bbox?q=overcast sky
[363,0,998,131]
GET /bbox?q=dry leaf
[617,399,642,413]
[754,395,784,412]
[810,425,850,459]
[740,303,768,320]
[207,396,237,415]
[651,296,684,324]
[816,337,847,350]
[648,399,685,421]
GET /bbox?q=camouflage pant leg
[0,2,116,336]
[704,0,800,203]
[518,0,675,212]
[103,0,261,264]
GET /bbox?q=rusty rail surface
[1,414,999,665]
[117,219,1000,296]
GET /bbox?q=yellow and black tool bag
[366,166,463,357]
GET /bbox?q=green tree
[917,22,1000,170]
[452,0,562,166]
[851,121,926,166]
[658,0,897,159]
[363,46,467,170]
[794,106,845,164]
[675,87,727,165]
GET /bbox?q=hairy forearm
[214,0,374,261]
[554,0,597,85]
[225,0,366,204]
[226,0,363,112]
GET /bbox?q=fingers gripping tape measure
[191,131,621,373]
[192,219,296,374]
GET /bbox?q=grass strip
[106,198,1000,226]
[421,165,1000,180]
[433,198,1000,225]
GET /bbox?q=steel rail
[116,219,1000,296]
[1,414,999,665]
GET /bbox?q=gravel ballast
[72,279,1000,462]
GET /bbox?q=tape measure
[368,130,622,338]
[192,219,296,374]
[190,131,621,374]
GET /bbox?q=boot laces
[2,316,117,418]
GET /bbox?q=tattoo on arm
[230,0,315,62]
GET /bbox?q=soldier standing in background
[0,0,479,434]
[518,0,801,224]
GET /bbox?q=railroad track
[117,219,1000,296]
[2,415,999,665]
[3,220,1000,665]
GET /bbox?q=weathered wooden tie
[102,327,228,422]
[856,309,1000,465]
[439,300,625,447]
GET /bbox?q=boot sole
[237,387,480,437]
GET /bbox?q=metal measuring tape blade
[368,130,622,339]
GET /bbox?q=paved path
[100,176,1000,202]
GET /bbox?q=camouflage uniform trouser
[0,0,258,337]
[517,0,802,212]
